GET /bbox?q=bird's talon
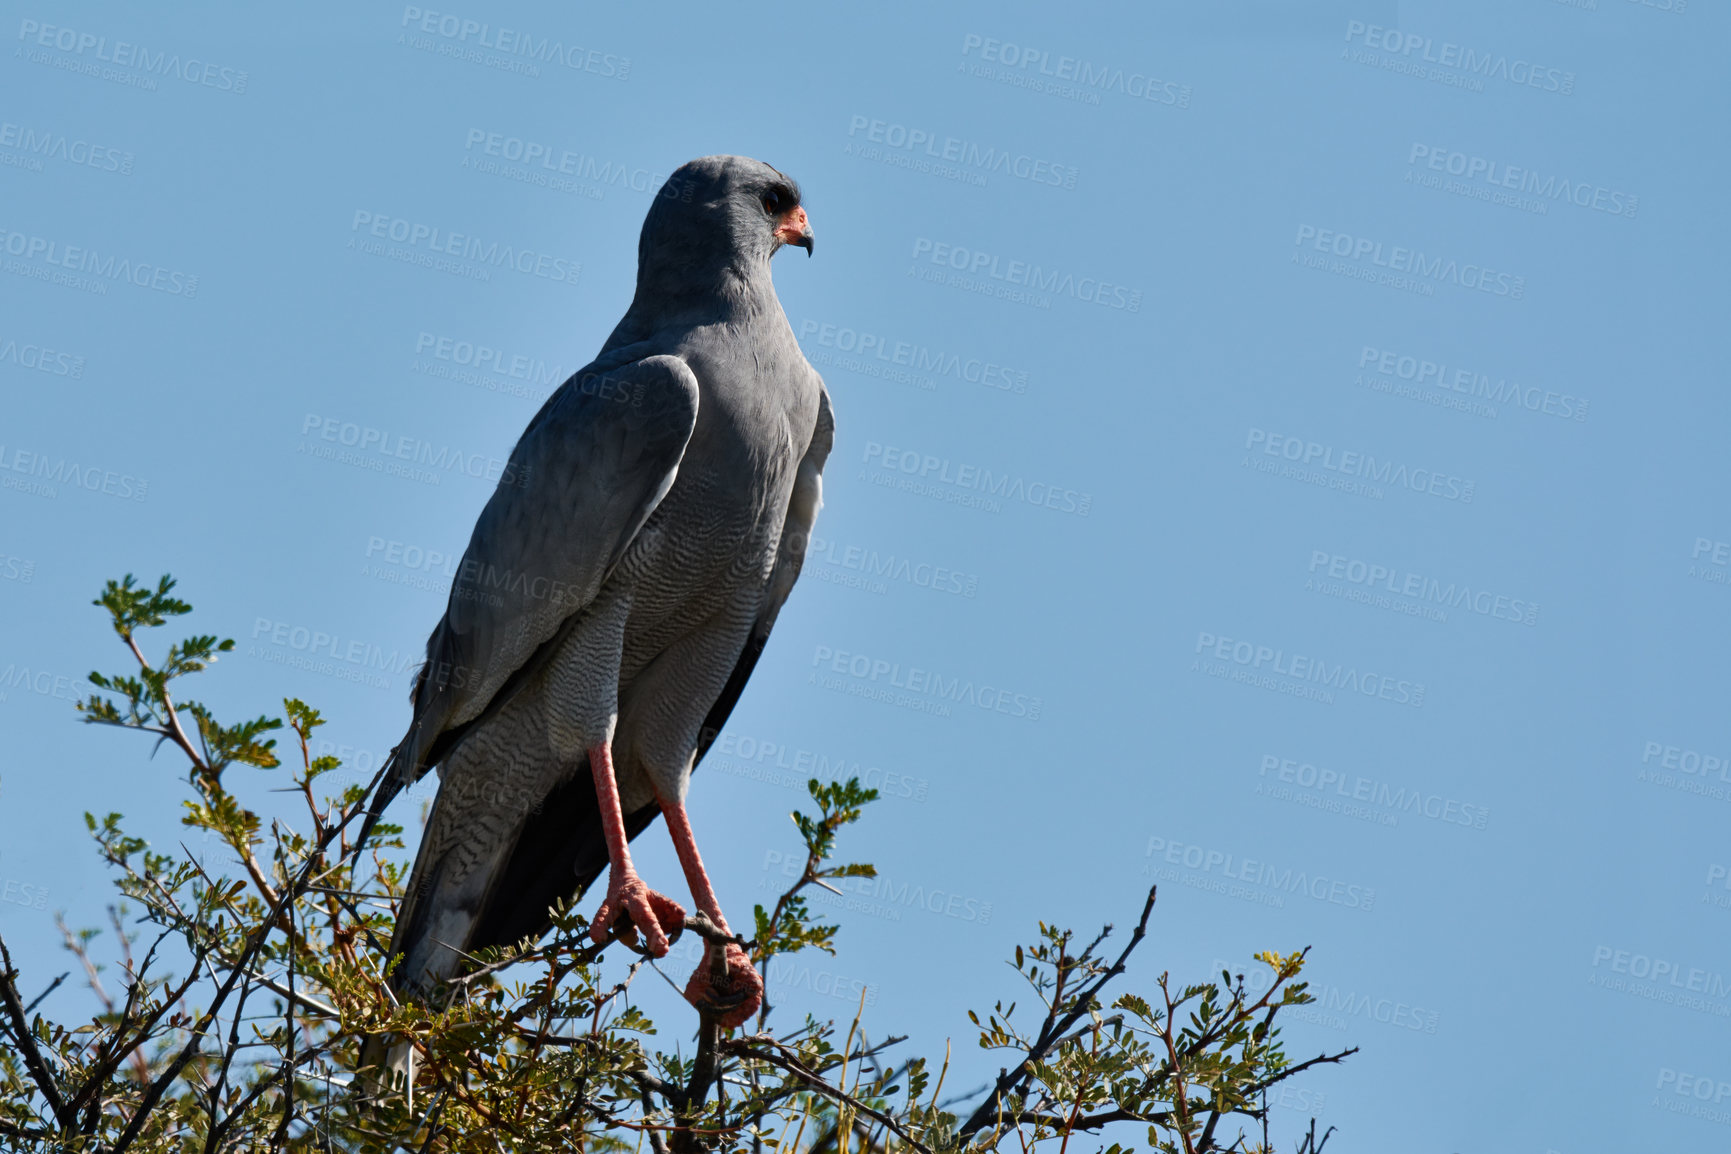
[684,941,763,1029]
[594,873,685,958]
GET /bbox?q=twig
[956,885,1158,1140]
[63,936,207,1128]
[236,968,340,1020]
[121,632,203,777]
[272,896,296,1151]
[201,970,255,1154]
[108,783,385,1154]
[23,971,69,1015]
[728,1039,932,1154]
[0,934,76,1130]
[120,630,284,912]
[1243,1047,1359,1096]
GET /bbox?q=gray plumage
[360,155,832,1006]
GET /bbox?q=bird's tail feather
[353,760,667,1114]
[348,747,403,869]
[353,1033,415,1114]
[350,712,436,866]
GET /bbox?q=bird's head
[640,156,815,277]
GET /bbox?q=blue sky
[2,1,1727,1148]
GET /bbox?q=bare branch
[729,1037,933,1154]
[23,971,69,1015]
[0,933,76,1130]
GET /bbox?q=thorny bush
[0,575,1354,1152]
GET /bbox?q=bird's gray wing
[460,379,834,951]
[358,352,699,846]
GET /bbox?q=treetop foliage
[0,575,1352,1152]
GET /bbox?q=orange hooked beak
[774,204,814,256]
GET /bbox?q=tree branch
[0,933,77,1131]
[728,1038,932,1154]
[957,885,1158,1140]
[108,800,370,1154]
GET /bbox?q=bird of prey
[358,155,830,1042]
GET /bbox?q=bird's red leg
[659,794,762,1028]
[588,742,684,955]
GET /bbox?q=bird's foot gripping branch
[0,574,1354,1152]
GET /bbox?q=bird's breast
[607,323,817,633]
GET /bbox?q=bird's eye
[762,192,782,215]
